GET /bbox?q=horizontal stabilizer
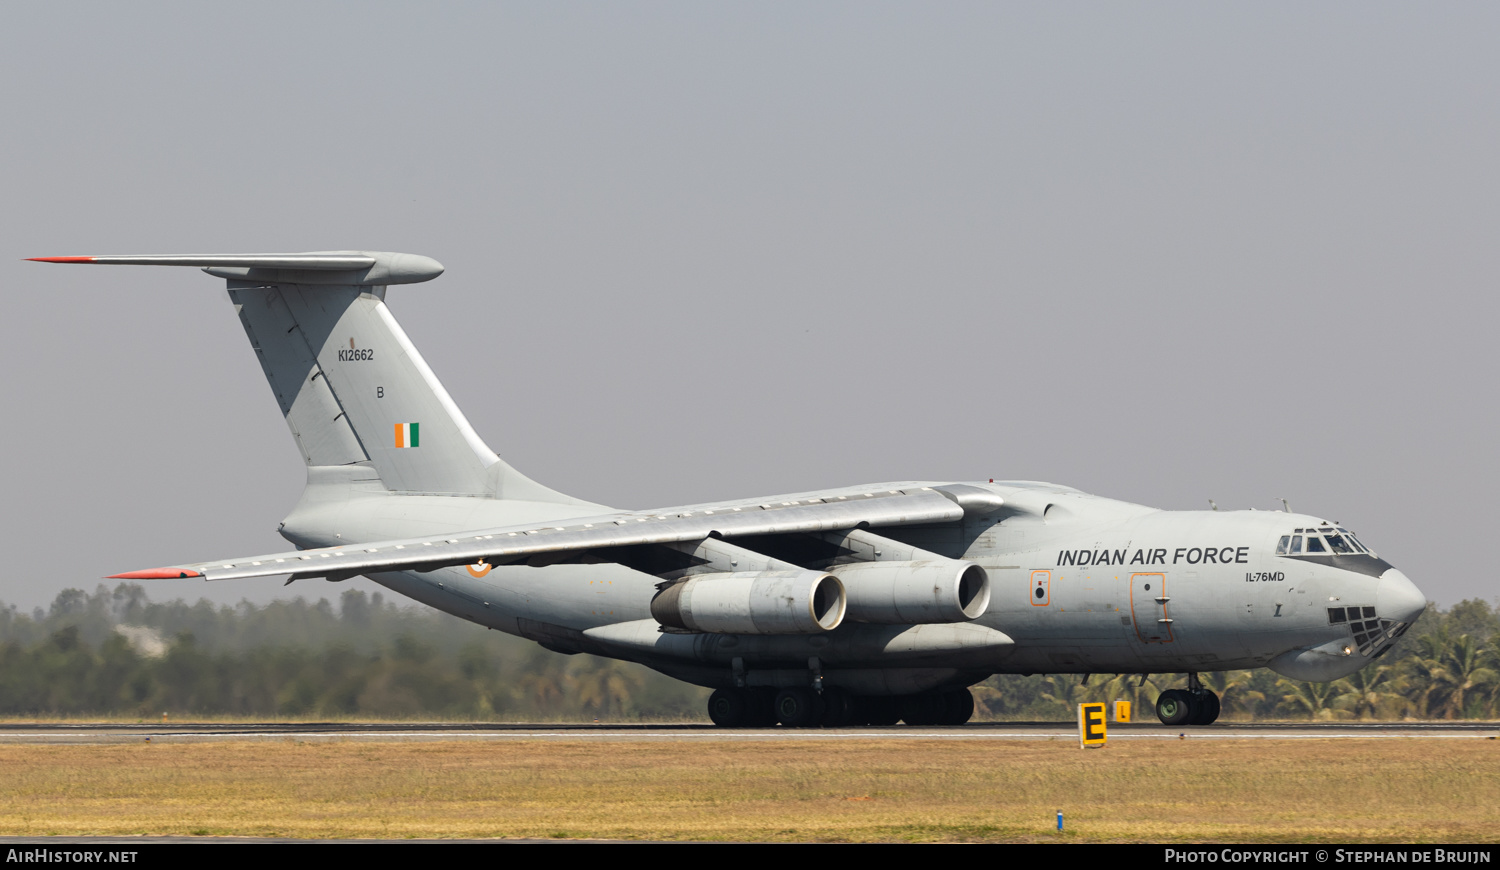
[27,251,444,285]
[29,253,375,269]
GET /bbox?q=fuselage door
[1030,570,1051,606]
[1130,572,1172,643]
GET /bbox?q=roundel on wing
[467,562,492,578]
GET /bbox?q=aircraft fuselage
[282,479,1423,694]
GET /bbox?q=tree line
[0,584,704,720]
[0,584,1494,720]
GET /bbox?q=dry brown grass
[0,738,1494,842]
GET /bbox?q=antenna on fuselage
[1280,498,1291,513]
[1208,500,1218,511]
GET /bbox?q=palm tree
[1201,670,1266,719]
[1483,641,1500,719]
[1085,673,1166,720]
[1029,673,1169,721]
[969,684,1006,720]
[1277,678,1347,720]
[1419,633,1497,719]
[1331,665,1406,720]
[1403,629,1500,719]
[1404,629,1452,718]
[1037,674,1085,717]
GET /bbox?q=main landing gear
[1154,673,1220,726]
[707,686,975,728]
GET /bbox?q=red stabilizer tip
[26,257,96,263]
[107,568,202,579]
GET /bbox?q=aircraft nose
[1376,568,1426,625]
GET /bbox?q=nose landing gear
[1154,673,1221,726]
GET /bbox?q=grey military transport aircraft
[32,250,1427,727]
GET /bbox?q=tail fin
[32,251,584,504]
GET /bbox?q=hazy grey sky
[2,3,1495,610]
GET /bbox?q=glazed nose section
[1376,569,1426,625]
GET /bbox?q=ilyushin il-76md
[30,251,1427,727]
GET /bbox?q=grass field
[0,737,1494,842]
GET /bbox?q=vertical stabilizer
[230,281,506,495]
[31,251,587,505]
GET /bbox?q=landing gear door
[1130,572,1172,643]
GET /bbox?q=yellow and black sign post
[1078,702,1107,748]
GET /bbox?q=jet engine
[828,560,990,624]
[650,570,847,635]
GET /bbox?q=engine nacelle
[829,560,990,624]
[650,570,846,635]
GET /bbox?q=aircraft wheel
[820,688,856,727]
[745,688,779,727]
[842,694,870,726]
[1192,689,1221,725]
[939,688,975,725]
[1155,689,1197,726]
[707,689,750,727]
[775,687,825,728]
[900,692,943,726]
[863,696,900,726]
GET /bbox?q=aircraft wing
[111,486,993,582]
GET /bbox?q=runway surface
[0,720,1492,743]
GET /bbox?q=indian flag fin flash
[394,422,420,448]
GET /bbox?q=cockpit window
[1281,526,1377,557]
[1340,529,1374,554]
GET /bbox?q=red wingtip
[26,257,96,263]
[107,568,202,580]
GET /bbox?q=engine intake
[651,570,846,635]
[829,559,990,624]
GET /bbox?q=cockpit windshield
[1276,527,1375,556]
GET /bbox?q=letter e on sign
[1078,702,1107,748]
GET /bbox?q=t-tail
[29,252,600,540]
